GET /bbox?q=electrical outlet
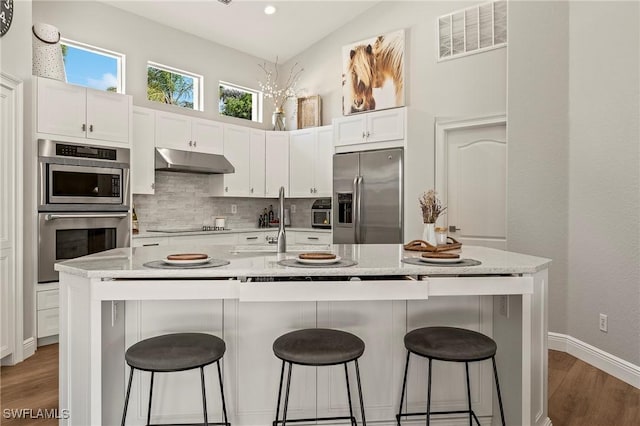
[599,313,608,332]
[290,204,296,213]
[498,295,509,318]
[231,204,237,214]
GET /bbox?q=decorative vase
[32,23,66,82]
[422,223,437,246]
[272,108,286,131]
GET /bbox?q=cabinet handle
[307,236,319,240]
[246,236,258,240]
[366,131,370,138]
[189,140,193,147]
[89,124,94,132]
[362,131,366,139]
[82,123,86,131]
[225,186,228,192]
[313,188,317,193]
[250,188,254,193]
[310,188,313,194]
[193,141,197,147]
[143,243,160,247]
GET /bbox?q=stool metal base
[273,359,366,426]
[396,351,506,426]
[121,360,230,426]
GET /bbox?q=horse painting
[342,29,405,115]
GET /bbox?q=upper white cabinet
[132,107,156,195]
[155,110,223,154]
[249,130,266,197]
[221,124,252,196]
[289,125,333,198]
[334,107,405,147]
[265,132,289,197]
[35,76,131,145]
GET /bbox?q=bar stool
[396,326,506,426]
[272,328,367,426]
[121,332,230,426]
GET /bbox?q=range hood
[155,148,235,174]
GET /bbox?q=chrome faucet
[277,186,286,253]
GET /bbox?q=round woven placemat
[277,259,358,268]
[143,259,230,269]
[401,258,481,267]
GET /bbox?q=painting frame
[342,29,406,116]
[297,95,322,129]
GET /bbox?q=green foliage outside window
[147,66,194,109]
[219,85,253,120]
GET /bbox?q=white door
[314,126,333,197]
[86,88,130,144]
[192,118,223,154]
[223,125,251,196]
[437,117,507,249]
[288,129,315,197]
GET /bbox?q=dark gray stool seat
[121,332,230,426]
[272,328,367,426]
[273,328,365,366]
[126,332,226,372]
[397,326,505,426]
[404,326,497,362]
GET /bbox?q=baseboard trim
[23,337,36,359]
[548,332,640,388]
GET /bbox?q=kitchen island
[56,244,551,426]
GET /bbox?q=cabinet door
[333,114,365,147]
[86,88,131,144]
[265,132,289,197]
[36,77,87,138]
[314,126,333,197]
[288,129,315,197]
[132,107,156,194]
[366,108,404,143]
[192,118,223,154]
[249,130,266,197]
[223,125,251,196]
[155,111,191,150]
[132,237,169,247]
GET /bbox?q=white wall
[0,0,35,347]
[32,0,276,128]
[507,2,570,335]
[567,1,640,364]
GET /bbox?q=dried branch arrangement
[258,57,304,110]
[419,189,447,223]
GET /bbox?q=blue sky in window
[64,45,118,91]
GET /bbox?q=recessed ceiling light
[264,5,277,15]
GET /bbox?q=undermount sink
[230,244,331,253]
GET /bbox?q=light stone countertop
[55,244,551,279]
[134,227,331,238]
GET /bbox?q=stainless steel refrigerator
[333,148,403,244]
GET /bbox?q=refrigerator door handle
[355,176,363,244]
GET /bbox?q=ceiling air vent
[218,0,232,5]
[438,0,507,61]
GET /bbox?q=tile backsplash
[133,172,316,231]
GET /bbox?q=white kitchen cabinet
[132,236,169,247]
[265,132,289,197]
[221,124,252,196]
[289,126,333,198]
[36,284,60,340]
[132,107,156,194]
[291,231,332,245]
[155,110,223,154]
[171,233,239,245]
[334,107,404,147]
[249,130,266,196]
[36,76,131,145]
[237,231,277,245]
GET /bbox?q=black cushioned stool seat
[121,332,230,426]
[397,326,506,426]
[272,328,367,426]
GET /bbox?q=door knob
[449,225,461,233]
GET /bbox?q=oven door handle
[44,213,129,221]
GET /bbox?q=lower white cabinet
[132,236,169,247]
[237,232,276,245]
[171,234,238,245]
[291,231,331,245]
[36,287,60,339]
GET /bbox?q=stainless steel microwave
[38,139,130,211]
[311,198,331,229]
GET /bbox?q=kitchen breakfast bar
[56,244,551,426]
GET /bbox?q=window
[219,81,262,123]
[147,62,203,111]
[61,39,125,93]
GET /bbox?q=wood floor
[1,346,639,425]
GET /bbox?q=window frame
[60,38,126,93]
[147,61,203,111]
[218,80,263,123]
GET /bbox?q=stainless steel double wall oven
[38,139,131,283]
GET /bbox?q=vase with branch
[258,57,303,130]
[419,189,447,246]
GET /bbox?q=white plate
[162,256,212,265]
[419,256,462,264]
[296,255,342,265]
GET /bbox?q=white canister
[32,23,66,82]
[214,217,226,229]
